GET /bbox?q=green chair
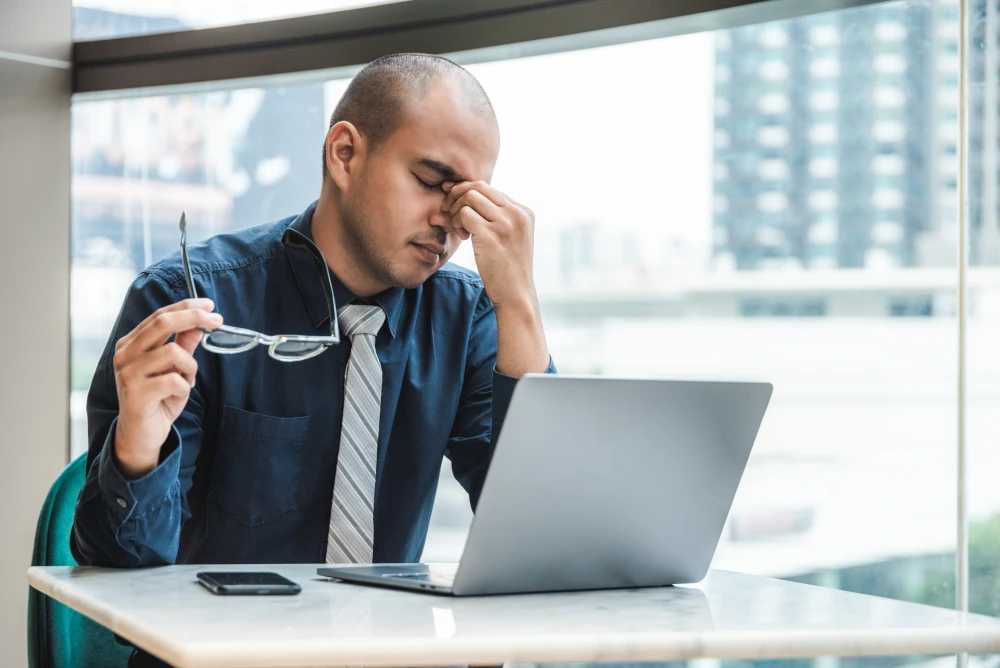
[28,453,133,668]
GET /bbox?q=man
[72,53,554,666]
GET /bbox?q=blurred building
[711,0,957,272]
[969,0,1000,264]
[71,8,327,385]
[72,8,326,276]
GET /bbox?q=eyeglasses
[179,211,341,362]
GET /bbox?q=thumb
[175,328,205,355]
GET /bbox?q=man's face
[341,78,500,290]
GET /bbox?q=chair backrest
[28,453,132,668]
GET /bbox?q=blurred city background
[70,0,1000,656]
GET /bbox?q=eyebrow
[416,158,464,182]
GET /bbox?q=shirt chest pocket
[208,405,311,527]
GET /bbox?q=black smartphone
[196,571,302,595]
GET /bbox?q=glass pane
[459,1,959,615]
[73,0,410,40]
[689,0,958,612]
[967,0,1000,620]
[72,0,961,634]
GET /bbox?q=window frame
[73,0,887,94]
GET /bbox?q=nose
[430,203,456,235]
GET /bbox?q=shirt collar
[284,200,404,337]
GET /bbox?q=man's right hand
[112,298,223,480]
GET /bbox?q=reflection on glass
[73,0,411,40]
[71,2,982,653]
[967,0,1000,621]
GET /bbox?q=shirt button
[117,497,128,508]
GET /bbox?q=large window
[72,0,1000,635]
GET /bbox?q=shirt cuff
[97,417,183,524]
[492,356,556,433]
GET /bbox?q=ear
[324,121,366,193]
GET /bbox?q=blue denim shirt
[71,201,555,568]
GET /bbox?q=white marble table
[27,564,1000,668]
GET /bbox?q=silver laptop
[318,375,772,596]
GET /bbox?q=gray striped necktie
[326,304,385,565]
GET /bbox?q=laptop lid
[449,376,772,596]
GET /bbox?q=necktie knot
[338,304,385,337]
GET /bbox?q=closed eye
[414,174,443,191]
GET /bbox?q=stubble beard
[343,183,430,291]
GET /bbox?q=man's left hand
[441,180,550,376]
[442,180,536,312]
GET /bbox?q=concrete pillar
[0,0,72,663]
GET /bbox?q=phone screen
[201,572,296,587]
[197,571,301,594]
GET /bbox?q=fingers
[174,327,205,356]
[442,180,507,212]
[118,305,222,367]
[119,372,191,421]
[440,181,534,255]
[116,298,214,348]
[146,372,192,407]
[117,342,198,388]
[442,182,505,241]
[448,188,503,220]
[116,298,217,354]
[451,205,492,238]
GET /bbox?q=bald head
[322,53,496,179]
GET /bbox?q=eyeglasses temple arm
[179,211,200,300]
[284,228,340,342]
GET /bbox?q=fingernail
[209,313,223,324]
